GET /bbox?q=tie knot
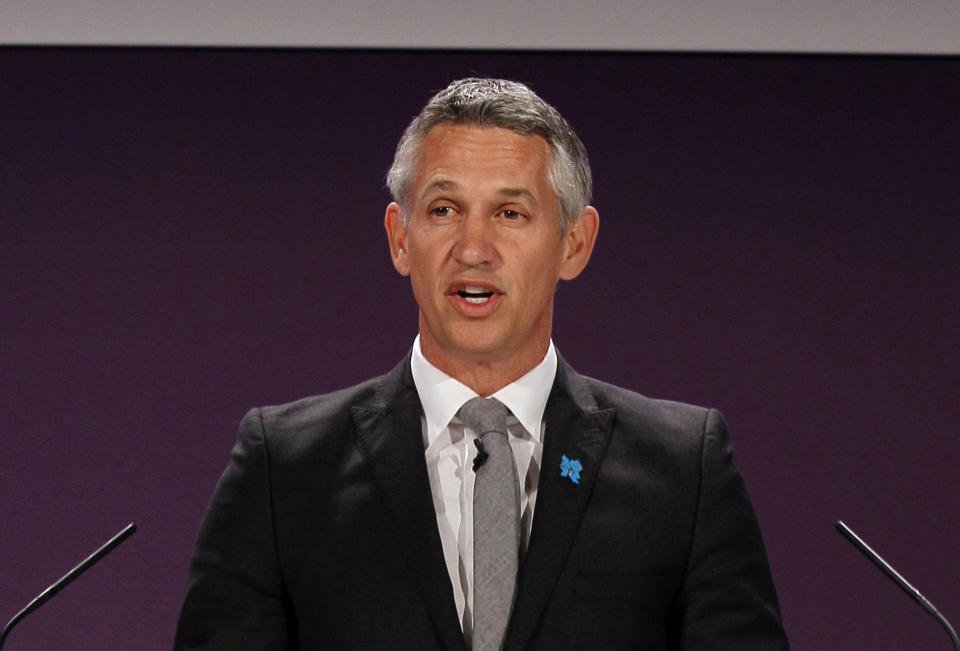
[457,397,509,437]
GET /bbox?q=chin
[452,339,506,359]
[445,331,511,359]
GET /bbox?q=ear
[384,202,410,276]
[558,205,599,281]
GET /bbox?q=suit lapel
[352,357,467,651]
[505,356,617,651]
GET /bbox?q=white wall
[1,0,958,53]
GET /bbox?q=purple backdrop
[1,48,958,649]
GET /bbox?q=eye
[429,206,455,218]
[499,209,528,221]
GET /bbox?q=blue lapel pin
[560,455,582,484]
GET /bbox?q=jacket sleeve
[174,408,296,650]
[673,409,789,650]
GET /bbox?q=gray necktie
[458,397,520,651]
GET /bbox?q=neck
[418,336,550,397]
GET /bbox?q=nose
[452,212,497,268]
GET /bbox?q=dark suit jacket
[175,355,788,650]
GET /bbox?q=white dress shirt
[410,335,557,642]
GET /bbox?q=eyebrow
[497,187,538,205]
[419,180,539,206]
[420,179,458,199]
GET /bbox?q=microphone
[835,520,959,650]
[0,522,137,650]
[473,438,489,472]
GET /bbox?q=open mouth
[457,286,495,305]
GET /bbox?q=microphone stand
[836,520,959,650]
[0,523,136,649]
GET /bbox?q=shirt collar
[410,335,557,446]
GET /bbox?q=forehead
[413,124,552,189]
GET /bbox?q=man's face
[385,124,596,376]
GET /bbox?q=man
[175,78,789,650]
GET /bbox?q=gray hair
[386,78,592,233]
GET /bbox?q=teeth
[458,285,493,304]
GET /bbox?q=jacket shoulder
[240,355,413,462]
[583,376,713,433]
[254,375,381,435]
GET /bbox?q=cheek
[514,244,564,286]
[408,268,431,296]
[516,262,559,302]
[407,259,444,306]
[408,232,449,271]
